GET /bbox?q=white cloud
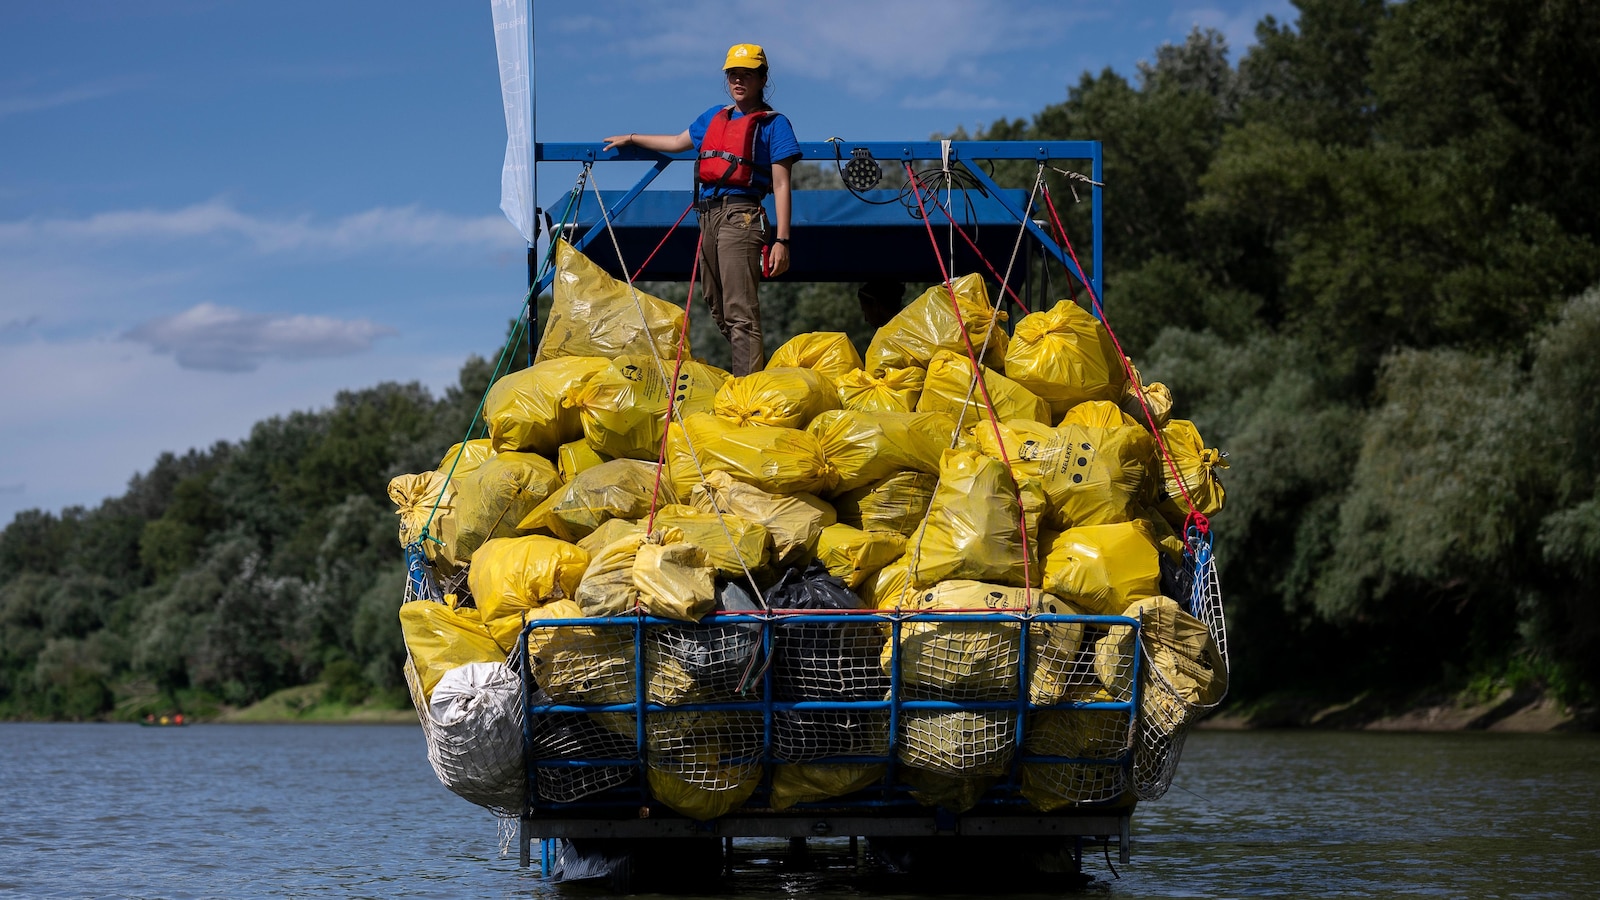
[0,75,150,120]
[575,0,1096,96]
[1169,1,1293,58]
[123,303,396,372]
[0,200,524,257]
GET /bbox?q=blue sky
[0,0,1293,527]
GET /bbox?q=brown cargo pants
[698,199,769,376]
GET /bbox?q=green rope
[418,167,590,547]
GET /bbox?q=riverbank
[211,684,416,725]
[1202,685,1589,732]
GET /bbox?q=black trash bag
[525,686,636,803]
[767,562,890,762]
[645,579,764,703]
[1163,551,1197,614]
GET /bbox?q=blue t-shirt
[689,104,801,199]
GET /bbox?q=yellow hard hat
[723,43,767,71]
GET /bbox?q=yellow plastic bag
[816,523,906,589]
[536,239,686,362]
[884,580,1040,700]
[917,349,1051,427]
[399,599,505,702]
[807,409,956,494]
[651,504,769,576]
[1003,299,1127,411]
[531,610,636,737]
[486,597,586,659]
[770,764,885,810]
[865,273,1008,372]
[634,530,717,622]
[390,471,454,550]
[467,535,590,650]
[899,763,1004,815]
[860,555,912,610]
[832,470,938,536]
[1021,709,1130,810]
[978,420,1157,530]
[713,367,840,429]
[899,709,1014,812]
[1156,419,1227,527]
[435,439,495,479]
[1039,521,1164,616]
[576,516,645,558]
[519,458,674,542]
[1096,596,1226,736]
[557,439,610,483]
[571,355,729,461]
[1058,400,1138,429]
[1026,593,1091,706]
[646,711,763,820]
[572,526,715,621]
[484,356,610,456]
[1136,506,1190,560]
[689,471,832,570]
[1120,377,1173,431]
[907,450,1034,589]
[574,532,646,617]
[835,365,925,413]
[452,452,563,562]
[766,332,863,383]
[666,412,836,498]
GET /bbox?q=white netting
[1019,618,1135,807]
[526,685,636,804]
[772,619,890,762]
[645,619,762,705]
[1021,708,1130,806]
[404,658,525,818]
[530,621,637,747]
[645,710,765,790]
[893,615,1023,702]
[401,541,1224,816]
[1131,537,1229,800]
[899,709,1016,775]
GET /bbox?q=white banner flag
[491,0,534,245]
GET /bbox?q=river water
[1,724,1596,898]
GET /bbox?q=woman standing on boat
[604,43,800,376]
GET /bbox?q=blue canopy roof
[563,188,1039,283]
[532,141,1103,296]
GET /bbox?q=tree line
[2,0,1596,720]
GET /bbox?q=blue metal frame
[519,610,1141,817]
[532,140,1103,301]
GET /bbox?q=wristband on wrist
[772,237,790,245]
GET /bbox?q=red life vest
[697,107,774,192]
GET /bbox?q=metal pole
[526,0,540,367]
[1091,142,1104,305]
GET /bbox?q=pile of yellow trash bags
[393,239,1228,819]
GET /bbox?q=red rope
[1038,183,1209,542]
[630,200,697,283]
[906,164,1034,604]
[645,234,702,535]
